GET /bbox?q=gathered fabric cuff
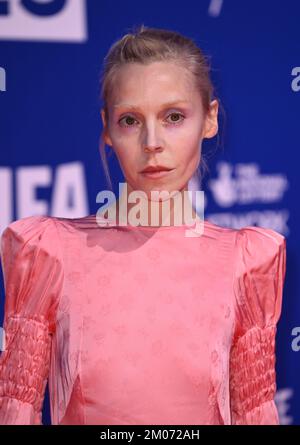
[229,325,280,425]
[0,315,52,424]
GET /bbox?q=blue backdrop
[0,0,299,425]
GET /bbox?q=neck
[103,182,200,228]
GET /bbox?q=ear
[101,108,113,146]
[202,99,219,139]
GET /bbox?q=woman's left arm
[229,226,287,425]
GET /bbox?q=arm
[0,216,64,424]
[229,226,287,425]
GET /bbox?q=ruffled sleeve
[229,226,286,425]
[0,215,64,425]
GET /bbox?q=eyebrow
[113,100,190,110]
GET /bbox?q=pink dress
[0,214,286,425]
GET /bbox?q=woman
[0,25,286,425]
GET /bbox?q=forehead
[109,61,197,107]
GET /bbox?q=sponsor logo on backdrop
[0,0,87,42]
[194,161,289,234]
[0,161,89,234]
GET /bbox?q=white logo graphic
[208,161,288,207]
[0,0,87,42]
[205,161,289,234]
[0,161,89,235]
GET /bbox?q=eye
[118,111,186,128]
[166,112,185,125]
[118,115,138,127]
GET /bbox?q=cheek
[176,138,201,167]
[114,148,139,175]
[172,123,202,159]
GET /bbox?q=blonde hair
[98,24,225,191]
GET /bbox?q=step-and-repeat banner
[0,0,299,424]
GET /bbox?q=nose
[143,144,163,153]
[142,121,163,153]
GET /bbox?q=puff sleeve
[229,226,286,425]
[0,215,64,425]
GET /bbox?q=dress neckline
[94,214,204,231]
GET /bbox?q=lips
[141,165,173,173]
[140,167,175,180]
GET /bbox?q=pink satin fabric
[0,214,286,424]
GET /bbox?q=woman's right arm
[0,215,64,424]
